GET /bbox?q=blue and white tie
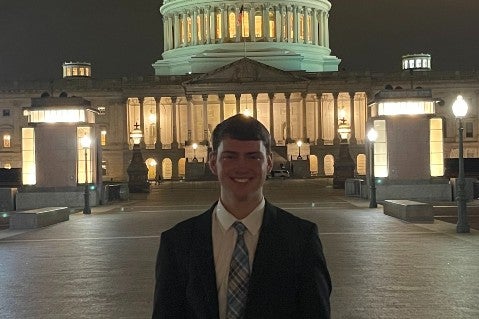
[226,221,250,319]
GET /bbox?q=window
[98,106,106,115]
[22,128,36,185]
[465,121,474,138]
[100,130,107,146]
[268,10,275,38]
[373,120,388,177]
[215,10,222,39]
[2,109,10,116]
[3,134,11,148]
[254,10,262,37]
[228,11,236,38]
[101,160,107,176]
[430,118,444,177]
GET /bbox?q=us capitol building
[0,0,478,196]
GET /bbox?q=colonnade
[162,2,330,51]
[126,91,368,149]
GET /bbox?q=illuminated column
[275,5,281,42]
[202,94,209,143]
[324,12,330,48]
[286,5,292,43]
[186,95,193,142]
[204,6,211,44]
[293,5,299,43]
[192,9,198,45]
[171,97,178,148]
[222,5,228,43]
[285,92,292,143]
[312,9,318,45]
[333,92,340,144]
[163,16,169,50]
[235,6,241,42]
[235,93,241,114]
[219,94,225,121]
[268,92,276,145]
[301,92,307,140]
[252,93,258,118]
[349,92,357,144]
[316,93,323,145]
[209,6,215,44]
[199,9,204,44]
[303,7,308,44]
[155,97,162,149]
[182,11,187,46]
[139,97,145,147]
[168,15,174,50]
[263,5,269,41]
[174,14,180,48]
[249,6,255,42]
[319,11,325,46]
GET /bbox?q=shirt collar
[215,198,265,236]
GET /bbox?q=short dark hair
[211,114,271,153]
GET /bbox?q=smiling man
[152,114,331,319]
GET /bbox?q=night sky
[1,0,478,81]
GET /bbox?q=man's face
[209,137,272,204]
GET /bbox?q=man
[152,114,331,319]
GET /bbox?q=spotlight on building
[127,123,150,193]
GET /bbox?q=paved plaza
[0,179,478,319]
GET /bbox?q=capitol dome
[153,0,341,75]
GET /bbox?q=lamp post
[192,142,198,162]
[296,140,302,159]
[127,123,150,193]
[367,128,378,208]
[80,135,91,214]
[452,95,470,233]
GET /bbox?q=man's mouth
[233,178,249,183]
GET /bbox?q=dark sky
[1,0,478,81]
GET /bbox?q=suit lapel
[247,202,277,302]
[190,204,220,318]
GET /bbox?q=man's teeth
[234,178,249,183]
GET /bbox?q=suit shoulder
[162,209,211,238]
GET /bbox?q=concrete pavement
[0,179,478,318]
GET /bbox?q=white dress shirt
[212,198,265,319]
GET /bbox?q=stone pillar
[316,93,323,145]
[268,92,276,145]
[222,6,228,43]
[301,92,307,140]
[252,93,258,118]
[171,97,178,148]
[312,9,318,45]
[325,12,329,48]
[263,4,269,41]
[174,14,180,48]
[186,95,193,143]
[182,11,188,46]
[285,92,292,143]
[155,97,162,149]
[349,92,357,144]
[236,6,241,42]
[249,6,255,42]
[138,97,145,147]
[209,6,215,44]
[303,7,308,44]
[202,94,209,144]
[333,92,340,145]
[192,9,198,45]
[286,5,292,43]
[293,5,299,43]
[275,5,281,42]
[219,93,225,121]
[319,11,325,47]
[235,93,241,114]
[163,17,169,51]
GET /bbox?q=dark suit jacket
[152,201,331,319]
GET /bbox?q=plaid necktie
[226,221,250,319]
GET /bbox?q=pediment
[184,58,308,85]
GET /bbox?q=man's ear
[208,151,218,175]
[267,152,273,173]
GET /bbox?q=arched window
[254,9,262,37]
[324,155,334,176]
[356,154,366,175]
[162,158,173,180]
[228,11,236,38]
[269,10,275,38]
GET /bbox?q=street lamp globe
[296,140,303,159]
[192,142,198,162]
[367,128,378,143]
[452,95,468,118]
[80,135,91,149]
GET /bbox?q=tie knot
[233,221,246,236]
